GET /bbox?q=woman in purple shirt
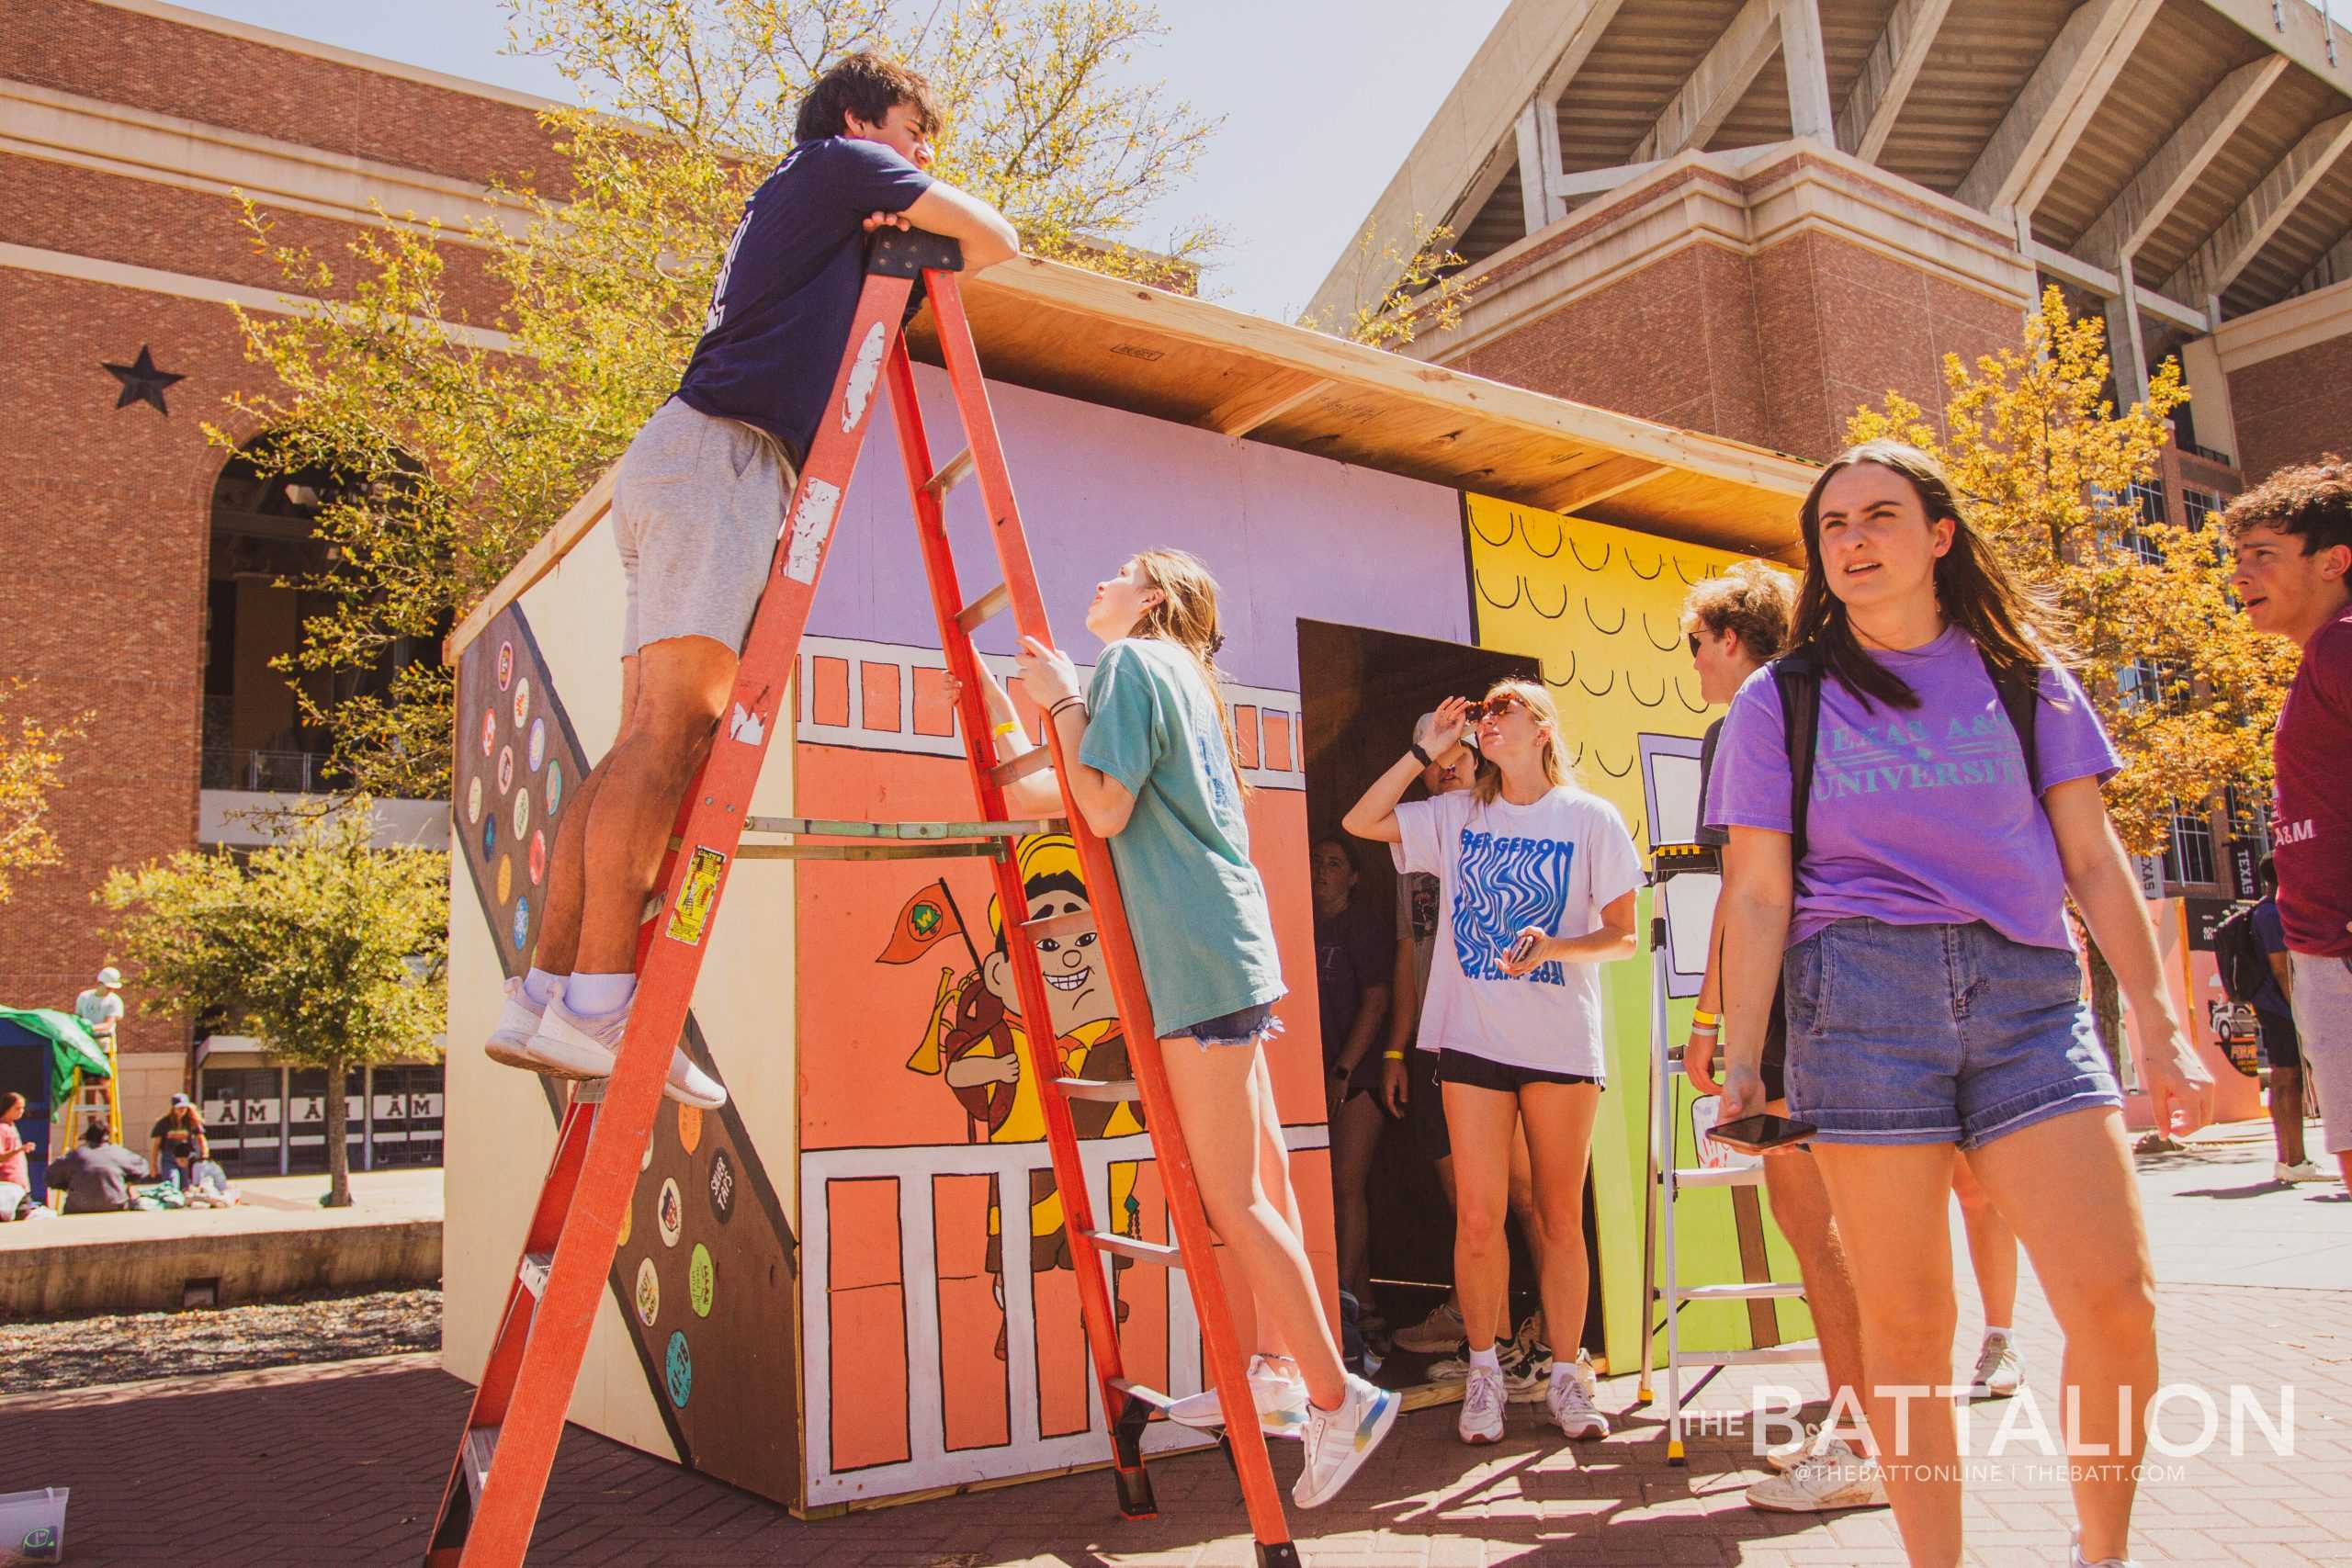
[1709,441,2212,1568]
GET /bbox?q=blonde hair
[1471,677,1571,803]
[1128,549,1249,796]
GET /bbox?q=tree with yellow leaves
[0,681,89,906]
[1849,285,2300,1055]
[214,0,1221,799]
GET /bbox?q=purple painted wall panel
[808,364,1472,688]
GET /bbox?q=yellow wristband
[1691,1008,1721,1027]
[1382,1049,1406,1060]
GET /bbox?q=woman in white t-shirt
[1343,679,1641,1447]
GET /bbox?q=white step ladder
[1636,841,1820,1465]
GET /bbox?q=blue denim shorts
[1177,999,1283,1048]
[1783,918,2120,1149]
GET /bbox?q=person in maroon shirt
[2230,459,2352,1186]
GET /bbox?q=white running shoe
[486,976,552,1070]
[2277,1159,2335,1183]
[1965,1332,2023,1401]
[1745,1438,1886,1512]
[1393,1299,1466,1354]
[522,997,728,1109]
[1294,1373,1398,1508]
[1457,1363,1506,1445]
[1167,1354,1309,1439]
[1546,1364,1609,1440]
[1764,1420,1827,1473]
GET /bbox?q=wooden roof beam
[1955,0,2164,216]
[1198,372,1334,439]
[1635,0,1784,164]
[2165,111,2352,304]
[1837,0,1955,163]
[2077,55,2288,269]
[1544,456,1672,514]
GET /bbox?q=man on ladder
[481,51,1021,1104]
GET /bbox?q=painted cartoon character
[893,833,1144,1353]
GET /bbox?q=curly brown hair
[794,51,941,143]
[2222,455,2352,557]
[1680,558,1795,660]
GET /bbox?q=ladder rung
[992,747,1054,786]
[571,1078,606,1105]
[1677,1281,1806,1302]
[1671,1164,1764,1190]
[1055,1076,1137,1103]
[741,815,1057,840]
[462,1425,499,1501]
[1086,1232,1183,1268]
[1665,1341,1822,1369]
[923,446,976,497]
[1020,911,1097,943]
[733,841,1004,862]
[1108,1377,1182,1415]
[518,1251,553,1297]
[956,581,1013,633]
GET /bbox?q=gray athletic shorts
[612,398,797,658]
[2290,951,2352,1156]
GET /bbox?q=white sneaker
[1965,1332,2023,1400]
[1294,1372,1398,1508]
[1393,1299,1466,1354]
[2071,1529,2136,1567]
[1746,1438,1887,1512]
[1546,1364,1609,1440]
[1765,1420,1827,1473]
[1167,1354,1308,1439]
[485,976,551,1069]
[2277,1159,2335,1183]
[523,997,728,1109]
[1457,1363,1506,1445]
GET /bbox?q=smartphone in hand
[1707,1112,1817,1156]
[1506,931,1539,969]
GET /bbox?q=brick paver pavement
[10,1135,2347,1566]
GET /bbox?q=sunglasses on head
[1464,692,1527,722]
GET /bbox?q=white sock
[1467,1344,1500,1373]
[1984,1325,2012,1342]
[566,972,637,1016]
[1550,1360,1577,1388]
[522,967,561,1008]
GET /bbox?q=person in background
[1310,835,1392,1348]
[2229,458,2352,1189]
[149,1094,209,1189]
[2249,857,2332,1183]
[1384,715,1555,1401]
[0,1092,29,1219]
[74,966,124,1047]
[44,1122,150,1214]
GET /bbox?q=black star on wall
[101,345,186,416]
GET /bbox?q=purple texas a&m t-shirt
[1703,626,2120,952]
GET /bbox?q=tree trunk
[323,1057,352,1208]
[2086,937,2128,1088]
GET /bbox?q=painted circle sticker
[481,709,496,756]
[676,1101,702,1155]
[497,640,514,690]
[688,1244,714,1317]
[707,1149,736,1225]
[481,817,496,859]
[657,1178,684,1247]
[513,678,531,728]
[466,774,482,825]
[545,761,564,818]
[664,1331,692,1408]
[511,896,531,950]
[617,1199,632,1248]
[634,1257,660,1326]
[496,745,514,795]
[495,854,513,906]
[528,829,547,886]
[511,788,531,839]
[528,716,547,773]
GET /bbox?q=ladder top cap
[869,228,964,278]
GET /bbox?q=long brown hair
[1128,549,1249,796]
[1792,440,2062,710]
[1470,678,1572,804]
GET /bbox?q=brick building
[1315,0,2352,911]
[0,0,560,1168]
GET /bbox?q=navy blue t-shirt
[673,137,934,463]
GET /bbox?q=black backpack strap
[1976,645,2043,797]
[1769,646,1823,869]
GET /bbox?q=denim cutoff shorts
[1782,918,2120,1149]
[1177,999,1283,1048]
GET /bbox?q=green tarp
[0,1006,112,1105]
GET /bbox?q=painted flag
[877,878,962,964]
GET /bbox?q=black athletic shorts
[2257,1007,2302,1071]
[1433,1048,1601,1094]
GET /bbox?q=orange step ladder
[424,230,1301,1567]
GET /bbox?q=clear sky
[173,0,1515,321]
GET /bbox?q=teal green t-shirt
[1078,638,1284,1036]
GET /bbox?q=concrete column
[1781,0,1835,142]
[1515,96,1566,234]
[2106,254,2151,404]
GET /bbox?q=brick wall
[2227,334,2352,482]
